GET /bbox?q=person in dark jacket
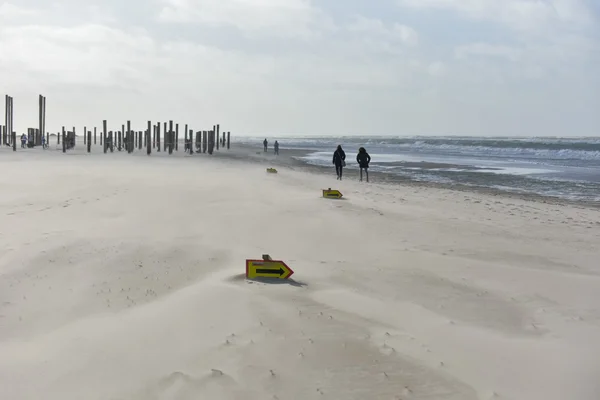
[332,145,346,180]
[356,147,371,182]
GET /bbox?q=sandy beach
[1,144,600,400]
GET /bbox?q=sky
[0,0,599,137]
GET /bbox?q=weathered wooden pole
[168,120,173,154]
[46,132,49,148]
[183,124,188,152]
[212,125,219,150]
[175,123,179,151]
[110,131,114,152]
[103,120,107,153]
[184,127,188,153]
[83,126,87,145]
[9,96,14,152]
[153,125,156,149]
[42,95,46,147]
[203,131,207,153]
[72,127,75,148]
[4,96,7,147]
[38,94,43,146]
[227,132,230,149]
[87,129,91,153]
[126,120,131,154]
[11,97,15,152]
[163,122,167,152]
[144,129,147,147]
[62,126,66,153]
[57,130,60,145]
[94,127,97,145]
[147,121,151,155]
[157,122,161,152]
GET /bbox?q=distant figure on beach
[263,138,268,152]
[332,145,346,180]
[41,134,47,149]
[20,134,26,148]
[357,147,371,182]
[274,140,279,155]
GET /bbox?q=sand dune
[1,147,599,400]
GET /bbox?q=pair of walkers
[332,145,371,182]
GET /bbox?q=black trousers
[335,165,343,178]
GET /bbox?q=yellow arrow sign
[322,188,343,199]
[246,259,294,279]
[266,168,278,173]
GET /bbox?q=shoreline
[2,141,599,209]
[215,144,600,210]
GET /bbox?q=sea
[239,136,600,203]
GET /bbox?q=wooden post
[126,120,131,154]
[184,126,188,153]
[227,132,230,149]
[83,126,87,145]
[87,129,91,153]
[203,131,207,153]
[4,96,7,148]
[62,126,66,153]
[153,125,156,149]
[46,132,49,148]
[175,123,179,151]
[110,131,114,152]
[94,127,97,145]
[72,127,75,147]
[38,94,43,146]
[10,96,15,152]
[147,121,151,155]
[163,122,167,152]
[168,120,173,154]
[157,122,161,152]
[57,130,61,145]
[215,125,219,150]
[103,120,107,153]
[42,95,46,147]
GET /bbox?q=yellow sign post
[322,188,343,199]
[266,168,278,173]
[246,257,294,280]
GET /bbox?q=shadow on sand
[227,273,307,288]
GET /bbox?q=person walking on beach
[274,140,279,155]
[332,145,346,180]
[357,147,371,182]
[20,134,27,148]
[263,138,268,152]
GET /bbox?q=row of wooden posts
[71,121,231,155]
[2,94,232,155]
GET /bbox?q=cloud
[455,43,522,62]
[0,0,597,136]
[0,2,38,19]
[157,0,332,38]
[396,0,595,33]
[347,15,418,47]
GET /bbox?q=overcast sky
[1,0,598,136]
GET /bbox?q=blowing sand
[1,147,600,400]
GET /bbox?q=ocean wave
[239,136,600,161]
